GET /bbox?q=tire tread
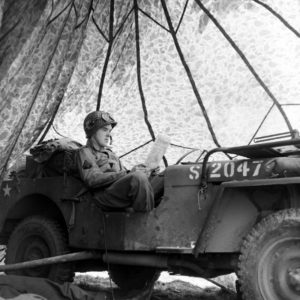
[238,208,300,300]
[5,215,74,283]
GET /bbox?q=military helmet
[84,111,117,138]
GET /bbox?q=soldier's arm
[77,148,126,188]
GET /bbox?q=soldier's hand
[131,164,151,177]
[151,166,160,176]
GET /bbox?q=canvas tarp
[0,0,300,179]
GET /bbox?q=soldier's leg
[95,171,154,211]
[0,275,106,300]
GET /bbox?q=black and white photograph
[0,0,300,299]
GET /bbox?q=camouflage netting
[0,0,300,176]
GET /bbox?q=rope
[171,143,200,150]
[92,14,109,42]
[194,0,293,134]
[161,0,222,148]
[175,0,189,34]
[119,139,152,158]
[0,18,21,43]
[120,139,201,159]
[113,6,134,39]
[134,0,155,141]
[252,0,300,38]
[96,0,115,110]
[52,124,68,139]
[248,103,274,145]
[134,0,168,167]
[38,96,68,144]
[138,7,170,32]
[48,1,73,25]
[111,22,134,75]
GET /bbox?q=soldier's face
[92,125,112,147]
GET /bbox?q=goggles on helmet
[101,112,115,123]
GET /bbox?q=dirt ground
[75,273,238,300]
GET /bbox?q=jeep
[1,134,300,300]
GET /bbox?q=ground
[74,272,238,300]
[0,248,238,299]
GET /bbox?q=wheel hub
[287,267,300,292]
[18,236,51,277]
[258,237,300,300]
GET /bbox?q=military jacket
[77,139,127,188]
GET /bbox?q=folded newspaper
[145,134,170,169]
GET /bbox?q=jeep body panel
[194,177,300,254]
[69,165,219,251]
[0,176,83,242]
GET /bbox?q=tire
[5,215,74,283]
[238,208,300,300]
[109,264,160,290]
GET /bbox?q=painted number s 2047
[189,160,263,181]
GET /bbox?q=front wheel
[238,209,300,300]
[5,215,74,283]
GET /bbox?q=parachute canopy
[0,0,300,176]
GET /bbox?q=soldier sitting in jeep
[77,110,163,212]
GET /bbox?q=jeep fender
[194,177,300,254]
[0,176,83,243]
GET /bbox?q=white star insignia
[3,184,11,197]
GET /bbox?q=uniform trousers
[93,171,163,212]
